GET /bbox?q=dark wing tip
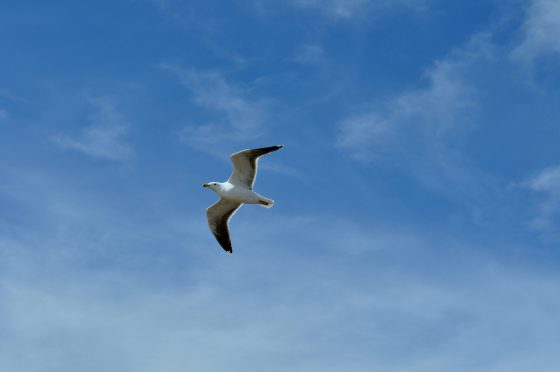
[215,233,233,253]
[219,234,233,253]
[217,239,233,254]
[260,145,283,153]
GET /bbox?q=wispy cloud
[52,97,132,161]
[0,88,24,103]
[163,65,267,152]
[290,44,325,65]
[524,165,560,230]
[336,35,491,201]
[511,0,560,65]
[0,109,8,122]
[336,113,393,160]
[262,0,428,20]
[336,35,486,155]
[291,0,371,19]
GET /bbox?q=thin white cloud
[336,36,484,155]
[336,35,491,202]
[292,0,371,19]
[163,65,266,152]
[336,113,393,160]
[290,44,325,65]
[527,165,560,192]
[52,97,132,161]
[525,165,560,230]
[0,108,8,121]
[259,0,428,20]
[512,0,560,64]
[0,88,24,102]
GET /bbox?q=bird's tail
[258,197,275,208]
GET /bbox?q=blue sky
[1,0,560,370]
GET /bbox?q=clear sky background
[1,0,560,371]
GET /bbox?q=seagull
[203,145,283,253]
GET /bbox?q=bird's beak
[202,183,210,188]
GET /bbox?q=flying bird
[203,145,283,253]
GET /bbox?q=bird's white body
[208,182,273,207]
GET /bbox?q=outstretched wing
[228,145,283,189]
[206,198,242,253]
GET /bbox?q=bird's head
[202,182,221,192]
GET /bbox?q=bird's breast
[220,186,260,204]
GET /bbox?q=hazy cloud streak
[525,165,560,230]
[163,65,267,152]
[256,0,428,20]
[336,35,492,203]
[52,97,132,161]
[512,0,560,65]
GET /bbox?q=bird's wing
[228,145,283,189]
[206,198,242,253]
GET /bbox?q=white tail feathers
[258,198,275,208]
